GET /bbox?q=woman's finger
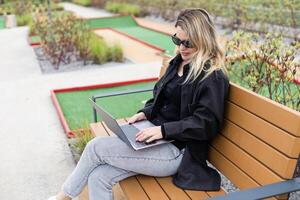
[146,135,157,143]
[135,130,146,141]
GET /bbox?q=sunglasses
[171,34,194,48]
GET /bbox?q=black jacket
[139,55,229,191]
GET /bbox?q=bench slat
[184,190,210,199]
[90,122,108,137]
[209,147,258,189]
[119,177,150,200]
[225,101,300,158]
[136,175,169,200]
[206,189,226,198]
[229,83,300,137]
[156,177,192,199]
[212,135,283,185]
[209,148,278,200]
[221,119,297,179]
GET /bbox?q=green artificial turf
[87,16,137,29]
[30,35,41,44]
[116,26,176,55]
[0,16,5,29]
[55,81,156,130]
[87,16,176,56]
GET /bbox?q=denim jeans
[62,136,184,200]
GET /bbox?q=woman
[48,8,229,200]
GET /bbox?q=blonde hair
[174,8,227,83]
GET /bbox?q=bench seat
[88,80,300,200]
[90,121,227,200]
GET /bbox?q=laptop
[90,99,172,150]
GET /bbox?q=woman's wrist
[139,112,147,120]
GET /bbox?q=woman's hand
[128,112,147,124]
[136,126,162,143]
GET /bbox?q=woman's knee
[88,166,113,190]
[85,136,107,151]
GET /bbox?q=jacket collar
[170,54,191,75]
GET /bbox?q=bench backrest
[159,56,300,191]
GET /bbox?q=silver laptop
[90,99,171,150]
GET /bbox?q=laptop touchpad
[132,120,155,130]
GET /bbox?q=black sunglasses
[171,34,194,48]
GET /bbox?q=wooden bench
[88,63,300,199]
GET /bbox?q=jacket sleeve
[163,72,229,141]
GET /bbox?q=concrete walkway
[0,25,160,200]
[61,2,114,18]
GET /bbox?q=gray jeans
[62,136,184,200]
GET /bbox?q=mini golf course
[29,35,41,46]
[0,16,5,29]
[88,16,176,56]
[53,80,156,133]
[50,16,178,135]
[29,16,176,56]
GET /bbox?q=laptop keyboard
[121,124,156,146]
[121,124,139,139]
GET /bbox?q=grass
[73,127,94,155]
[87,16,176,56]
[87,33,123,64]
[16,14,32,26]
[55,81,156,130]
[72,0,91,7]
[87,16,138,29]
[0,16,5,29]
[105,2,140,16]
[29,35,41,43]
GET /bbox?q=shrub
[72,0,92,7]
[86,33,124,64]
[73,128,94,155]
[88,33,109,64]
[28,19,36,34]
[35,13,90,68]
[35,12,123,68]
[109,44,123,62]
[16,14,32,26]
[109,0,299,40]
[225,31,300,111]
[105,2,140,16]
[0,3,14,15]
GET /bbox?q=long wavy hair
[174,8,227,83]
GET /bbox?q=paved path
[0,25,160,200]
[61,2,114,18]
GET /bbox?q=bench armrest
[91,87,153,122]
[207,177,300,200]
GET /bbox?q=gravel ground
[33,46,132,74]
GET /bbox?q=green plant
[35,12,123,68]
[85,33,124,64]
[16,14,32,26]
[109,44,123,62]
[108,0,300,40]
[72,0,91,7]
[35,13,89,68]
[105,2,140,16]
[28,19,36,34]
[89,34,109,64]
[73,128,94,155]
[225,31,300,111]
